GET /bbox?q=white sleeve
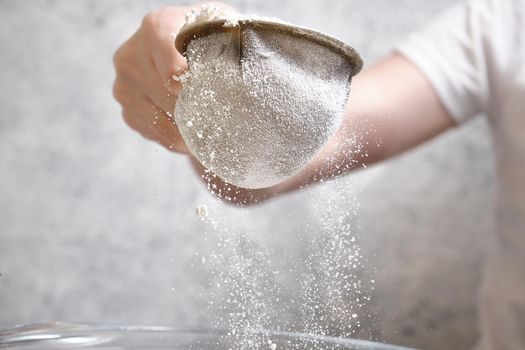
[396,0,499,124]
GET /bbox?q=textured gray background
[0,1,494,350]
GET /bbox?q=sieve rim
[175,19,363,76]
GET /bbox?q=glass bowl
[0,323,415,350]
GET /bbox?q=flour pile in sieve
[174,13,356,189]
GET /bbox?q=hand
[111,4,302,204]
[112,4,274,205]
[112,6,193,153]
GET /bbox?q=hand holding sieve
[174,16,363,189]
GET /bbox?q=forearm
[271,53,455,196]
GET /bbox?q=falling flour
[181,4,284,29]
[196,205,209,219]
[199,178,374,349]
[176,6,371,349]
[174,6,357,189]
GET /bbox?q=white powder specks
[176,8,371,349]
[173,70,192,84]
[223,17,240,27]
[175,26,353,189]
[182,4,284,30]
[196,205,209,219]
[198,179,373,347]
[182,4,239,29]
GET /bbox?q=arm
[269,52,456,196]
[182,52,456,205]
[253,0,495,202]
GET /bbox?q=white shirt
[397,0,525,349]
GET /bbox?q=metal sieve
[174,19,363,189]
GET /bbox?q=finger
[120,92,189,153]
[114,44,179,119]
[153,40,187,95]
[150,104,189,153]
[143,7,190,94]
[139,62,178,118]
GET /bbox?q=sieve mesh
[175,21,362,189]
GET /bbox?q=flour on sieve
[174,13,355,189]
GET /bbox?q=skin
[113,4,456,205]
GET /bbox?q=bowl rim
[0,322,415,350]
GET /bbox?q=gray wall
[0,1,494,350]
